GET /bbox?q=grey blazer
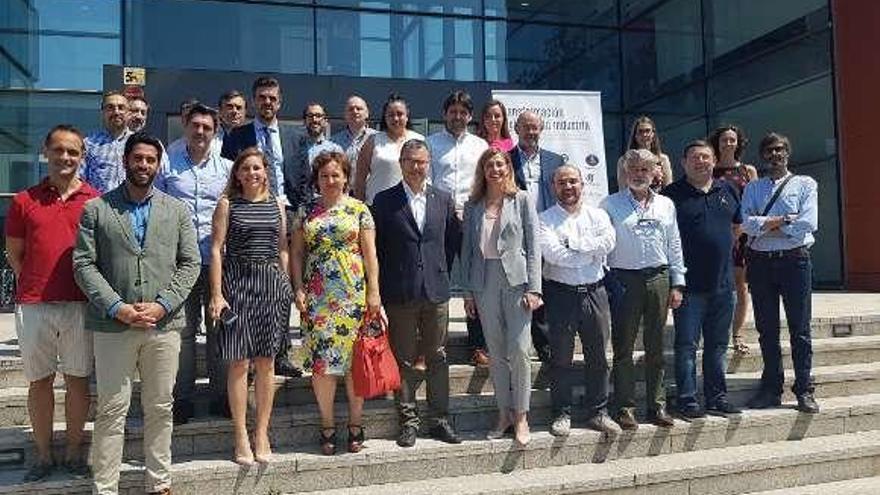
[460,190,541,296]
[73,185,201,333]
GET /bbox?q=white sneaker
[550,415,571,437]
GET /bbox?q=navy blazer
[372,182,461,305]
[509,146,565,213]
[221,122,300,205]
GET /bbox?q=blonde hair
[224,147,272,200]
[469,148,519,202]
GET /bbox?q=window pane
[0,91,102,190]
[319,0,480,15]
[125,0,314,74]
[621,0,666,22]
[1,33,118,90]
[622,0,703,106]
[32,0,120,34]
[485,0,617,26]
[317,9,481,80]
[705,0,828,58]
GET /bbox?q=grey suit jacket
[73,185,201,332]
[460,190,541,296]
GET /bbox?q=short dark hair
[302,101,325,119]
[101,90,127,108]
[682,139,715,158]
[185,103,219,130]
[44,124,85,152]
[380,93,411,131]
[128,95,148,107]
[252,76,280,96]
[442,90,473,115]
[218,89,246,108]
[708,124,748,161]
[759,132,791,154]
[123,132,163,163]
[179,97,200,117]
[399,139,430,161]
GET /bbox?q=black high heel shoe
[320,427,337,456]
[347,424,365,453]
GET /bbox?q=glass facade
[0,0,841,284]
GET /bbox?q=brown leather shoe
[648,408,675,428]
[148,488,171,495]
[472,348,490,367]
[614,409,639,431]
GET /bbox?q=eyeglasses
[305,113,326,120]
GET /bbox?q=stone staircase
[0,295,878,494]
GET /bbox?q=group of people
[6,76,819,495]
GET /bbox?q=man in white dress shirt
[601,148,686,431]
[540,164,621,438]
[427,90,490,366]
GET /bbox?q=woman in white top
[616,115,674,191]
[354,93,424,204]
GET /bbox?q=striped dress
[218,196,292,360]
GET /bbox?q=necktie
[262,127,277,164]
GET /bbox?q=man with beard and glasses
[288,102,343,205]
[128,96,149,133]
[539,164,620,439]
[742,132,819,414]
[157,104,234,423]
[427,90,490,367]
[601,148,685,431]
[73,132,200,495]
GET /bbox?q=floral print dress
[295,195,374,376]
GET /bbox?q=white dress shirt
[520,146,543,208]
[402,180,427,233]
[427,129,488,212]
[600,188,686,286]
[539,203,616,285]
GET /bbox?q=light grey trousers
[474,260,533,413]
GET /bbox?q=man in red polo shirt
[5,124,100,482]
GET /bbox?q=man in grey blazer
[74,132,200,495]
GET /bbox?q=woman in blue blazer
[461,148,542,445]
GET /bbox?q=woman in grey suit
[461,148,542,445]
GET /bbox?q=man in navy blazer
[372,139,462,448]
[509,110,566,363]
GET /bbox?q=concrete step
[284,431,880,495]
[2,425,879,494]
[743,476,880,494]
[2,357,880,428]
[2,387,879,475]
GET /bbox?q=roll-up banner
[491,90,609,206]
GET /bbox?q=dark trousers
[747,254,814,396]
[466,315,486,350]
[176,266,228,402]
[531,305,551,360]
[673,290,735,408]
[386,300,450,429]
[545,279,611,419]
[610,267,669,413]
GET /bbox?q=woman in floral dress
[290,150,381,455]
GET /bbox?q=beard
[126,168,156,188]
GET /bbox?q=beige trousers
[91,329,181,495]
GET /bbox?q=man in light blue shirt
[331,95,376,184]
[601,148,685,430]
[158,103,233,423]
[82,91,133,193]
[741,132,819,414]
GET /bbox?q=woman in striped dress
[210,147,292,466]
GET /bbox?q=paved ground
[0,292,877,344]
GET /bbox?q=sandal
[732,334,750,356]
[347,424,365,453]
[319,427,337,456]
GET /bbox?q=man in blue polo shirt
[664,139,743,419]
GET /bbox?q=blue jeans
[747,254,814,396]
[673,290,735,408]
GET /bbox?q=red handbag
[352,309,401,399]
